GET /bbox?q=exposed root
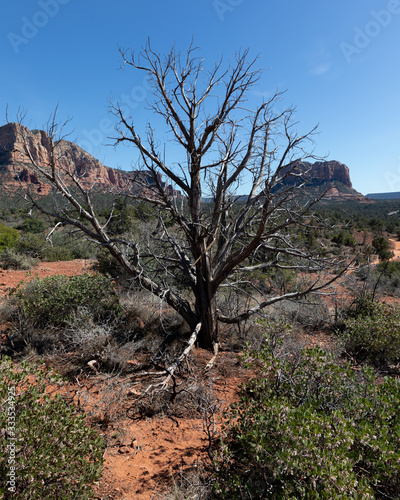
[140,322,202,395]
[205,342,219,371]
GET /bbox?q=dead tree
[9,43,347,356]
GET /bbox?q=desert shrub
[376,261,400,294]
[0,248,37,270]
[105,199,138,235]
[265,267,296,294]
[343,299,400,366]
[68,239,93,259]
[43,245,74,262]
[61,309,138,374]
[10,273,122,327]
[372,235,393,261]
[0,356,104,499]
[17,217,46,233]
[49,231,95,260]
[15,232,47,258]
[161,466,213,500]
[354,262,400,297]
[332,231,355,247]
[273,296,331,331]
[215,328,400,499]
[377,260,400,277]
[75,372,132,428]
[0,224,19,252]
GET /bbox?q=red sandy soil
[0,259,92,297]
[0,258,380,499]
[95,352,251,500]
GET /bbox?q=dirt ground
[0,259,92,296]
[0,253,393,499]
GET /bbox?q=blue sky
[1,0,400,195]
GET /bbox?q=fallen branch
[143,322,202,395]
[205,341,220,371]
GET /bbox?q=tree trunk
[195,279,218,350]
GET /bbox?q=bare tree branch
[8,42,348,352]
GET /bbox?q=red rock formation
[0,124,359,201]
[0,123,182,198]
[0,123,128,194]
[310,161,352,188]
[278,159,364,201]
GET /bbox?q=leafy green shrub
[332,231,355,247]
[372,235,393,261]
[0,248,38,270]
[376,261,400,294]
[0,224,19,252]
[10,273,122,327]
[17,217,46,234]
[344,300,400,366]
[49,231,94,260]
[68,240,93,259]
[15,233,47,258]
[215,328,400,499]
[43,245,74,262]
[377,260,400,279]
[0,356,104,499]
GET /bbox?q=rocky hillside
[0,123,136,196]
[279,160,364,201]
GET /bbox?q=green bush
[94,247,131,285]
[10,273,122,327]
[344,300,400,366]
[0,356,104,499]
[49,232,94,260]
[68,240,93,259]
[332,231,355,247]
[372,236,393,262]
[215,327,400,499]
[0,224,19,252]
[43,245,74,262]
[0,248,38,270]
[17,218,46,234]
[15,233,47,258]
[377,260,400,279]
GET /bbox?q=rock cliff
[279,160,364,201]
[0,123,132,195]
[304,160,352,188]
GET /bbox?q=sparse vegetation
[1,196,400,499]
[0,248,37,270]
[372,235,393,262]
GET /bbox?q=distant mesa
[366,192,400,200]
[0,123,362,202]
[278,160,365,201]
